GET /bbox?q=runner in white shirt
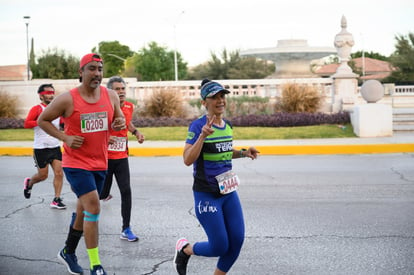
[23,83,66,209]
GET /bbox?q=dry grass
[279,83,322,113]
[140,88,186,118]
[0,91,19,118]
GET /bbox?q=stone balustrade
[0,78,413,118]
[124,78,334,102]
[394,86,414,95]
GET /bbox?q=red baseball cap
[79,53,103,69]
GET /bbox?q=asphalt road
[1,154,413,275]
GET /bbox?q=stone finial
[341,15,347,29]
[333,15,357,77]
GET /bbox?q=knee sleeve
[83,210,100,222]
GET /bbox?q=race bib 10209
[80,112,108,133]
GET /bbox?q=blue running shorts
[63,168,106,198]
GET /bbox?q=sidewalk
[1,133,413,156]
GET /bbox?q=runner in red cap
[79,53,103,69]
[38,53,126,275]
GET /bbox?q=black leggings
[100,158,132,231]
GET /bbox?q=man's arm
[128,121,145,144]
[127,121,135,133]
[37,93,68,141]
[108,89,126,131]
[24,106,41,128]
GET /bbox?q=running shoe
[23,177,32,199]
[90,265,106,275]
[120,227,139,242]
[57,248,83,275]
[50,197,67,209]
[174,237,190,275]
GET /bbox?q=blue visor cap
[200,81,230,100]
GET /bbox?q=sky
[0,0,413,67]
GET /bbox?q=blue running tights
[192,191,245,272]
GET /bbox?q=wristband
[240,148,247,158]
[132,129,137,136]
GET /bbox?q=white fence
[391,85,414,108]
[394,85,414,95]
[0,78,413,118]
[125,78,334,102]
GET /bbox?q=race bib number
[80,112,108,133]
[216,170,240,195]
[108,137,127,151]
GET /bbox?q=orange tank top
[107,101,134,159]
[62,86,114,170]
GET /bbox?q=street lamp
[360,33,365,77]
[173,11,184,81]
[23,16,30,81]
[106,53,126,62]
[105,53,127,76]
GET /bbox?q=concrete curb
[1,143,413,156]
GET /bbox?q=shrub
[188,98,202,109]
[130,112,350,127]
[0,112,350,129]
[140,88,185,118]
[0,91,19,118]
[132,116,194,127]
[0,118,25,129]
[278,83,322,113]
[188,96,273,118]
[230,112,350,127]
[225,96,272,117]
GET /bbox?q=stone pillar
[351,80,393,137]
[331,16,359,113]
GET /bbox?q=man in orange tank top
[38,53,126,275]
[99,76,145,242]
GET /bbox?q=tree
[351,51,388,61]
[186,62,210,80]
[385,32,414,84]
[29,38,36,78]
[134,41,187,81]
[93,41,134,77]
[32,48,79,79]
[186,49,274,80]
[123,54,140,78]
[347,51,389,81]
[209,49,237,79]
[228,56,274,79]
